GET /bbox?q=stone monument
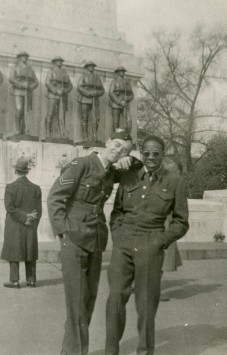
[0,0,143,251]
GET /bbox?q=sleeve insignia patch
[60,176,74,186]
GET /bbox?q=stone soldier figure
[109,66,134,133]
[45,56,73,138]
[77,61,105,141]
[9,51,38,135]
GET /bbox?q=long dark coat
[1,176,42,262]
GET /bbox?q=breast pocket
[151,190,174,215]
[75,181,100,202]
[123,184,140,208]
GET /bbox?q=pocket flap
[155,190,174,201]
[125,183,139,192]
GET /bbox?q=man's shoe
[27,282,36,288]
[160,296,170,302]
[4,281,20,289]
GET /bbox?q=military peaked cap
[13,157,30,172]
[52,56,64,63]
[111,130,132,141]
[84,61,97,68]
[114,66,127,73]
[17,51,29,58]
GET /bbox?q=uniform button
[142,195,145,198]
[143,186,147,189]
[134,248,138,252]
[101,190,105,194]
[106,195,109,198]
[86,184,90,188]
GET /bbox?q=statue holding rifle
[45,56,73,138]
[109,66,134,133]
[9,51,38,135]
[77,61,105,141]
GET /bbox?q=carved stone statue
[45,56,73,138]
[109,66,134,132]
[77,61,105,141]
[9,51,38,135]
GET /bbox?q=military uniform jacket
[110,165,189,248]
[109,76,134,109]
[9,62,38,96]
[77,71,105,104]
[1,176,42,262]
[45,66,73,100]
[47,152,117,252]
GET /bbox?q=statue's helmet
[84,61,97,68]
[17,51,29,58]
[52,56,65,63]
[114,66,127,73]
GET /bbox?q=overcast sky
[117,0,227,54]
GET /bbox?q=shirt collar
[140,164,165,181]
[97,153,109,170]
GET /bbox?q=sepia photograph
[0,0,227,354]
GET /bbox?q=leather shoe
[4,281,20,289]
[27,282,36,287]
[160,296,170,302]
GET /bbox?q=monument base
[7,134,39,142]
[74,140,105,148]
[42,137,73,145]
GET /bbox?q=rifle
[91,97,97,142]
[59,95,65,138]
[24,71,29,135]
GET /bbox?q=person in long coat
[1,157,42,288]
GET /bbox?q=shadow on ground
[36,278,63,287]
[94,324,227,355]
[162,282,223,299]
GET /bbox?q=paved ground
[0,260,227,355]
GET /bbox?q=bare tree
[139,26,227,173]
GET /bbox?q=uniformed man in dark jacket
[105,135,189,355]
[109,66,134,133]
[45,56,73,138]
[77,61,105,141]
[1,157,42,288]
[47,131,134,355]
[9,51,38,135]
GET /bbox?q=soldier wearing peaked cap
[77,60,104,141]
[47,132,139,355]
[45,56,73,139]
[1,157,42,289]
[9,51,38,135]
[109,66,134,133]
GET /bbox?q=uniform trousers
[46,98,67,137]
[80,102,100,141]
[9,261,36,282]
[105,231,165,355]
[60,235,102,355]
[14,95,25,134]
